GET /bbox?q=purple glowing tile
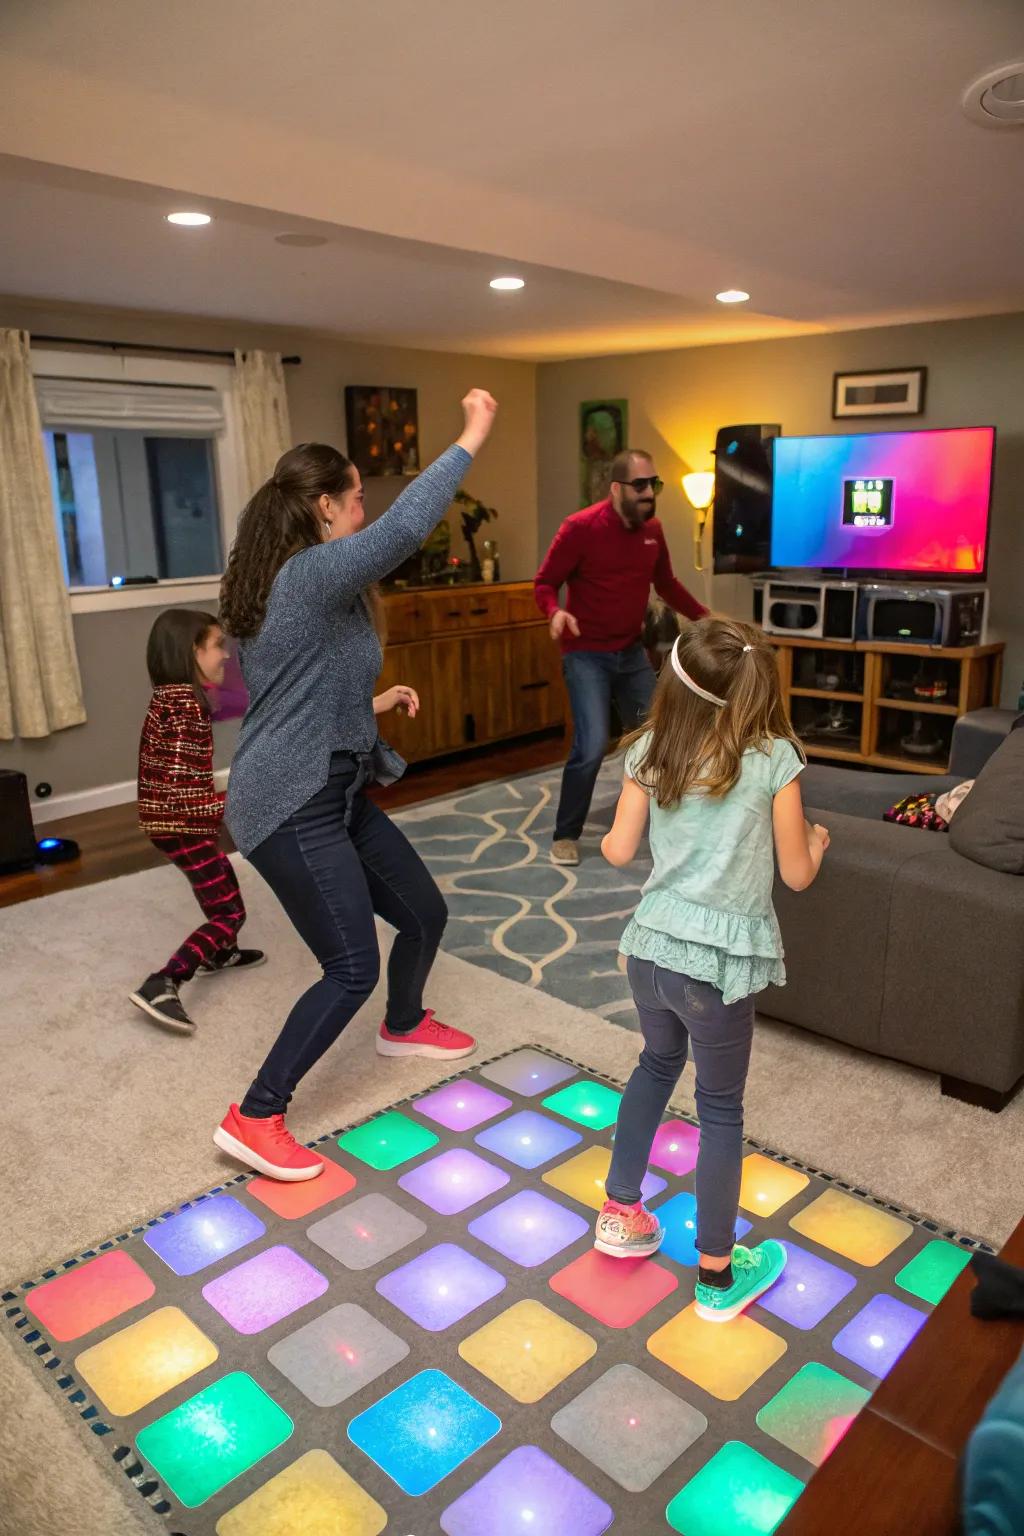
[479,1049,578,1097]
[202,1245,328,1335]
[414,1080,513,1132]
[475,1111,582,1170]
[757,1242,858,1330]
[468,1190,589,1268]
[144,1195,266,1277]
[376,1242,506,1331]
[398,1148,509,1216]
[441,1444,613,1536]
[648,1121,700,1177]
[832,1293,927,1378]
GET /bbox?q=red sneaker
[213,1104,324,1182]
[376,1009,476,1060]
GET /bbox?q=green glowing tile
[756,1362,870,1467]
[895,1240,973,1306]
[337,1111,438,1171]
[541,1080,622,1131]
[666,1440,804,1536]
[136,1372,292,1508]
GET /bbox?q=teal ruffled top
[619,735,804,1005]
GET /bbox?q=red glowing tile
[549,1249,677,1329]
[248,1157,356,1219]
[23,1250,156,1342]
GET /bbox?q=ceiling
[0,0,1021,360]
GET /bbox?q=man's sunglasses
[614,475,664,495]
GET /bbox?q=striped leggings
[151,834,246,981]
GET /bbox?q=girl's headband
[669,635,753,707]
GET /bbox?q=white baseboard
[32,767,231,825]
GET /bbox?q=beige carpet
[1,858,1020,1535]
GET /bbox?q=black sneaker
[195,947,266,977]
[129,974,195,1034]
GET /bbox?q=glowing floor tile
[541,1144,666,1213]
[216,1449,386,1536]
[338,1110,438,1171]
[202,1245,328,1335]
[738,1153,810,1217]
[832,1292,927,1377]
[551,1363,707,1492]
[474,1109,582,1170]
[136,1372,292,1509]
[550,1249,678,1329]
[413,1080,512,1132]
[376,1242,505,1331]
[468,1189,588,1268]
[398,1147,509,1215]
[267,1302,408,1407]
[542,1079,622,1130]
[757,1361,870,1466]
[23,1249,155,1342]
[648,1120,701,1177]
[248,1157,356,1220]
[308,1192,426,1271]
[655,1191,752,1267]
[895,1239,973,1305]
[789,1189,913,1266]
[756,1241,857,1330]
[143,1195,266,1276]
[479,1048,577,1097]
[440,1444,613,1536]
[665,1440,804,1536]
[648,1303,787,1401]
[348,1368,500,1496]
[458,1298,596,1403]
[75,1305,218,1416]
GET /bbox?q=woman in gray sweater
[215,389,497,1181]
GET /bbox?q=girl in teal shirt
[597,617,829,1321]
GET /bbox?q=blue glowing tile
[376,1243,506,1331]
[468,1189,589,1268]
[348,1368,500,1496]
[441,1443,613,1535]
[832,1292,927,1377]
[655,1191,752,1267]
[143,1195,266,1277]
[757,1242,857,1330]
[475,1111,582,1170]
[398,1148,509,1216]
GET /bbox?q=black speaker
[0,769,38,874]
[712,423,780,575]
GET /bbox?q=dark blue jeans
[554,642,656,841]
[606,958,755,1258]
[241,752,447,1116]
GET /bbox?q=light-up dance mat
[3,1048,990,1534]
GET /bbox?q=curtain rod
[30,334,301,365]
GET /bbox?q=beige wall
[536,311,1024,709]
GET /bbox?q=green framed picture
[579,399,628,507]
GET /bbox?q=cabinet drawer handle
[469,606,489,615]
[445,609,462,618]
[519,680,549,691]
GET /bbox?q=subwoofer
[712,423,780,575]
[0,769,38,874]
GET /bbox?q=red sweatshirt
[138,684,224,836]
[534,499,707,653]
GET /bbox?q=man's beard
[624,500,656,527]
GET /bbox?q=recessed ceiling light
[166,211,211,227]
[490,276,525,291]
[716,289,750,304]
[962,62,1024,127]
[275,232,328,247]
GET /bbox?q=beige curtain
[234,350,293,498]
[0,330,86,740]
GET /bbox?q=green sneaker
[694,1240,787,1322]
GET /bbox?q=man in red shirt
[535,448,708,864]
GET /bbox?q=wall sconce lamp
[682,470,715,574]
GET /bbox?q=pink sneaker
[213,1104,324,1181]
[594,1198,664,1258]
[376,1009,476,1060]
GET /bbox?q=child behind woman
[130,610,264,1034]
[596,617,829,1321]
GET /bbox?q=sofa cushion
[801,763,957,822]
[948,728,1024,874]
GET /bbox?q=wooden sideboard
[376,580,565,763]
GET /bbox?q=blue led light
[38,839,60,850]
[111,575,125,587]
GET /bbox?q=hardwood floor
[0,731,565,910]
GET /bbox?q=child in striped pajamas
[130,609,264,1034]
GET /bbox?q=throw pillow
[948,727,1024,875]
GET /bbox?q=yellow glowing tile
[75,1306,218,1417]
[738,1154,810,1217]
[458,1299,596,1404]
[647,1303,787,1401]
[541,1145,619,1212]
[789,1189,913,1267]
[216,1449,386,1536]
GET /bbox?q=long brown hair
[146,608,218,708]
[624,617,803,806]
[219,442,385,641]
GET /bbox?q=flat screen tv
[769,426,995,578]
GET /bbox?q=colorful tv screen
[770,427,994,576]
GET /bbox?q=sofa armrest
[949,709,1018,779]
